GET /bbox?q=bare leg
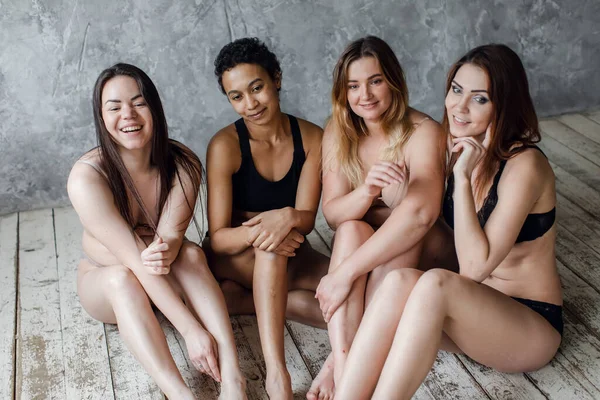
[207,240,329,329]
[253,249,293,399]
[326,220,374,385]
[77,262,195,400]
[334,268,423,400]
[373,269,561,399]
[286,242,330,329]
[169,243,246,399]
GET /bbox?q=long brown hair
[442,44,541,202]
[91,63,203,234]
[325,36,414,188]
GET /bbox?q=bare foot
[266,368,293,400]
[220,280,255,315]
[307,353,335,400]
[218,373,247,400]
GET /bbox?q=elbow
[458,258,493,283]
[459,267,488,283]
[322,205,340,230]
[301,220,315,235]
[402,200,439,232]
[207,231,229,255]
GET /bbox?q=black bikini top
[231,114,306,212]
[442,145,555,243]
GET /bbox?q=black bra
[231,114,305,212]
[442,145,555,243]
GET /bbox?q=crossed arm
[316,122,446,320]
[322,121,446,278]
[206,123,323,257]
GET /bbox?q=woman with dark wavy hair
[205,38,330,399]
[68,63,246,399]
[314,35,446,395]
[333,44,562,399]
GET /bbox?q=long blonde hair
[325,36,414,188]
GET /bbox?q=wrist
[359,184,379,200]
[453,172,471,186]
[180,320,203,338]
[338,259,358,282]
[285,207,299,228]
[244,226,255,246]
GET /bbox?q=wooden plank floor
[2,110,600,399]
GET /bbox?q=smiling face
[345,57,392,124]
[221,63,281,125]
[100,75,154,151]
[445,63,494,139]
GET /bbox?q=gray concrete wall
[1,0,599,214]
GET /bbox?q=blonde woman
[312,36,446,395]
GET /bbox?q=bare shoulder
[409,109,442,135]
[500,146,555,206]
[295,116,324,151]
[70,148,102,181]
[406,109,444,149]
[505,146,554,180]
[208,123,240,155]
[67,152,108,198]
[207,123,242,173]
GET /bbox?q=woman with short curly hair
[204,37,330,399]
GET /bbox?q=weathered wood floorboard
[556,193,600,259]
[583,110,600,127]
[54,207,115,399]
[230,317,269,399]
[17,209,66,399]
[237,315,313,399]
[0,213,18,400]
[556,225,600,295]
[540,120,600,167]
[104,323,165,400]
[539,136,600,190]
[551,160,600,220]
[557,113,600,145]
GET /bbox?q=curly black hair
[214,37,282,94]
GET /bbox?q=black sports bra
[442,145,555,243]
[231,114,306,212]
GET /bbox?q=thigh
[203,237,255,288]
[287,241,330,291]
[421,270,561,371]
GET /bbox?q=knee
[335,220,373,240]
[174,243,211,278]
[412,268,456,298]
[105,266,145,299]
[380,268,422,293]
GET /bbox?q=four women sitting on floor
[68,36,562,399]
